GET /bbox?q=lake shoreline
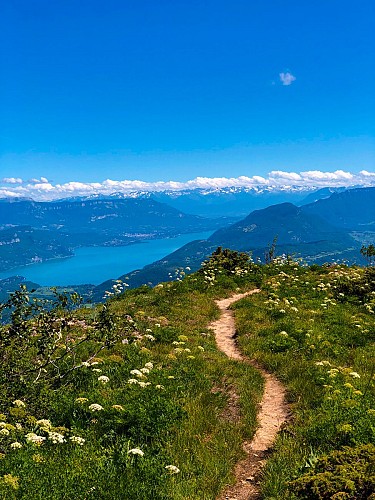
[0,231,213,287]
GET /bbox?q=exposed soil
[210,290,290,500]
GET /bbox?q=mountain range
[90,187,375,301]
[55,185,348,218]
[0,186,374,303]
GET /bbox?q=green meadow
[0,250,374,499]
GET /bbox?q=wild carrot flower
[144,334,155,341]
[69,436,85,446]
[165,465,180,474]
[127,378,139,385]
[75,397,88,404]
[98,375,110,384]
[25,433,46,445]
[48,432,66,444]
[127,448,144,456]
[112,405,124,411]
[144,362,153,370]
[12,400,26,408]
[88,404,103,412]
[10,442,22,449]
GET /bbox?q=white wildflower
[25,433,46,445]
[127,448,144,456]
[12,400,26,408]
[88,404,104,412]
[98,375,110,384]
[165,465,180,474]
[48,432,66,444]
[138,382,151,388]
[75,397,88,404]
[144,334,155,341]
[36,419,52,430]
[127,378,139,385]
[112,405,124,411]
[10,442,22,449]
[69,436,85,446]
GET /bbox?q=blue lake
[0,232,212,286]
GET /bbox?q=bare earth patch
[210,290,290,500]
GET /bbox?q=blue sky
[1,0,374,194]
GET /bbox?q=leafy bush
[289,444,375,499]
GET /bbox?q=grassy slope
[0,271,263,499]
[233,263,375,499]
[0,258,374,499]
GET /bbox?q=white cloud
[2,177,23,184]
[269,171,302,181]
[29,177,49,184]
[360,170,375,177]
[279,71,296,86]
[0,170,374,201]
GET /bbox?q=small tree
[265,236,278,264]
[360,244,375,266]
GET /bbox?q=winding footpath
[210,290,289,500]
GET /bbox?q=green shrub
[289,444,375,499]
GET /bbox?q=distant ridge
[92,187,375,300]
[302,186,375,229]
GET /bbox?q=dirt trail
[210,290,289,500]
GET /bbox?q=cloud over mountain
[0,170,374,201]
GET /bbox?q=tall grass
[0,267,263,499]
[234,263,375,499]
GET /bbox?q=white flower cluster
[127,362,154,387]
[165,465,180,474]
[127,448,144,456]
[25,433,46,445]
[88,403,104,412]
[69,436,85,446]
[12,400,26,408]
[48,432,66,444]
